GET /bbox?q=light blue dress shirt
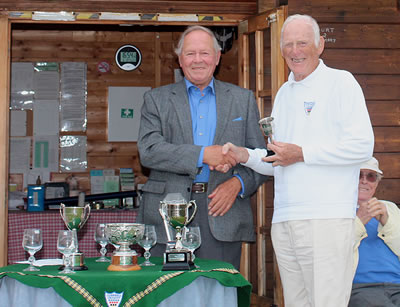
[184,78,244,195]
[185,78,216,183]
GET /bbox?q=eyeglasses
[359,171,378,183]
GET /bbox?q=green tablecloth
[0,257,252,307]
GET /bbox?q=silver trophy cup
[159,193,197,270]
[159,193,197,250]
[258,116,274,143]
[59,203,91,269]
[258,116,275,158]
[104,223,145,271]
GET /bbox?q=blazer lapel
[170,80,194,144]
[214,80,232,144]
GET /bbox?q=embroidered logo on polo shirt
[304,101,315,115]
[105,291,124,307]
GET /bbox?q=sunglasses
[359,171,378,183]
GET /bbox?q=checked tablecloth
[8,209,139,264]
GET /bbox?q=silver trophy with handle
[159,193,197,270]
[258,116,275,158]
[60,203,91,270]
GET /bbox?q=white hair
[175,25,222,56]
[280,14,321,49]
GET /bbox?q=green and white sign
[121,108,133,118]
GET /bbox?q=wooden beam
[258,0,279,13]
[255,28,267,297]
[270,6,286,104]
[0,15,10,267]
[238,20,250,89]
[269,6,287,306]
[155,32,161,88]
[0,1,258,19]
[238,19,251,281]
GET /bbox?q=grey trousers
[348,283,400,307]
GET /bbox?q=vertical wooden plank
[255,29,267,297]
[270,6,287,104]
[155,32,161,88]
[256,30,264,105]
[238,19,251,281]
[0,16,10,267]
[238,20,250,89]
[270,6,287,306]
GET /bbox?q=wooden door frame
[238,5,287,302]
[0,15,10,267]
[0,10,288,287]
[0,10,273,267]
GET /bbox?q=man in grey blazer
[137,25,267,269]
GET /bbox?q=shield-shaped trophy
[60,203,91,270]
[159,193,197,271]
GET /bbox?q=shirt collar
[184,77,215,95]
[287,59,325,88]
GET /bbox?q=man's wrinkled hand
[208,177,241,216]
[356,197,388,226]
[262,141,303,167]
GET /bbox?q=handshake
[204,143,250,173]
[204,141,302,170]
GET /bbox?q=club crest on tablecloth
[105,291,124,307]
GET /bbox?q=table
[8,209,138,264]
[0,257,252,307]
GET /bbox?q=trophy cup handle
[81,204,91,228]
[59,203,68,227]
[159,202,172,241]
[186,200,197,225]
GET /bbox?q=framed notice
[107,86,150,142]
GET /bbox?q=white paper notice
[33,100,60,135]
[34,70,60,100]
[60,62,87,132]
[108,86,150,142]
[9,137,31,173]
[60,135,87,172]
[10,62,34,109]
[10,110,27,136]
[33,135,59,172]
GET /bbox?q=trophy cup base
[107,263,141,271]
[107,252,141,271]
[59,265,88,271]
[59,252,87,271]
[162,250,195,271]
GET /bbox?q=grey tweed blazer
[137,79,268,243]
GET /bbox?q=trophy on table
[59,203,91,270]
[159,193,197,271]
[258,116,275,159]
[104,223,145,271]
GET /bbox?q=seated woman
[350,157,400,307]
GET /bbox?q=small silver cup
[258,116,274,143]
[258,116,275,158]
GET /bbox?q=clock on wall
[115,45,142,71]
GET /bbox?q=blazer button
[187,187,191,192]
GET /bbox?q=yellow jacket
[354,200,400,273]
